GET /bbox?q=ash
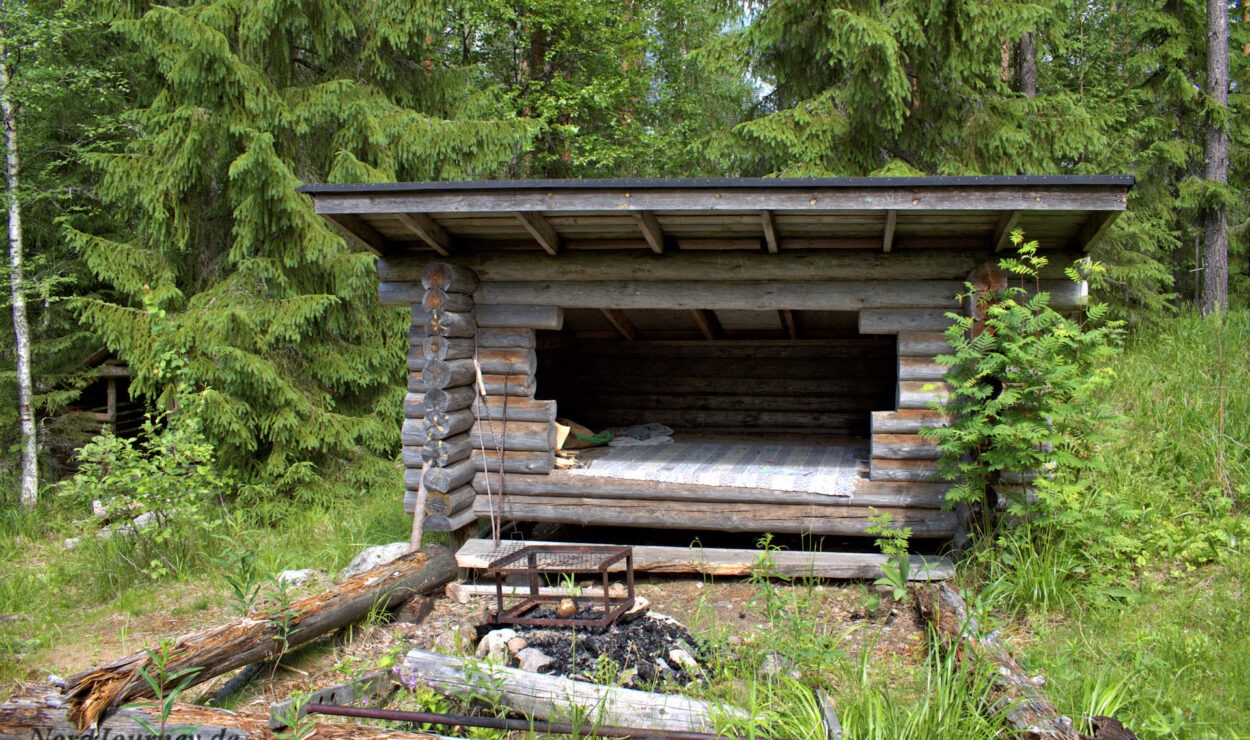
[500,606,704,685]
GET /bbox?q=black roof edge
[297,174,1135,195]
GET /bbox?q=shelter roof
[297,175,1134,257]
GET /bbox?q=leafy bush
[924,231,1125,526]
[58,409,231,585]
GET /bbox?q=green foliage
[69,0,536,503]
[124,638,203,740]
[865,510,911,602]
[924,232,1125,522]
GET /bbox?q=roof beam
[690,309,722,340]
[600,309,638,340]
[761,210,780,254]
[631,211,666,254]
[882,209,897,253]
[780,310,798,339]
[993,211,1022,252]
[322,213,390,255]
[395,212,452,256]
[1070,210,1121,252]
[515,212,561,255]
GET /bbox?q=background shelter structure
[298,176,1133,574]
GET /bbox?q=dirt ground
[4,572,930,727]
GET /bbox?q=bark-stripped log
[421,433,472,466]
[422,287,473,313]
[411,459,475,494]
[871,433,942,460]
[401,418,429,447]
[475,327,536,348]
[477,496,957,537]
[899,356,948,381]
[403,393,426,419]
[423,508,477,533]
[471,396,557,423]
[913,582,1081,738]
[468,421,555,452]
[471,450,555,474]
[475,304,563,330]
[422,335,475,361]
[405,351,428,373]
[871,409,949,434]
[423,385,477,414]
[870,458,943,483]
[61,547,456,731]
[426,485,476,515]
[469,472,950,509]
[422,263,479,294]
[400,649,742,734]
[423,310,475,338]
[477,374,536,397]
[423,409,475,440]
[475,348,538,376]
[898,331,953,356]
[422,359,476,389]
[899,380,952,409]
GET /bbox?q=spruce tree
[71,1,535,503]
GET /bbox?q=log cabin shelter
[299,175,1133,577]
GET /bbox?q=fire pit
[484,544,635,631]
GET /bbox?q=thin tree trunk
[1020,33,1037,97]
[0,37,36,508]
[1203,0,1230,315]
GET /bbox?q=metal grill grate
[483,545,635,631]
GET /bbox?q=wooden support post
[106,377,117,433]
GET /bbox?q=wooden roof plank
[395,212,452,256]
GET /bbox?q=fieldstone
[668,648,700,674]
[275,569,317,588]
[339,542,409,580]
[555,597,577,619]
[608,582,628,598]
[515,648,554,673]
[475,628,518,663]
[506,636,528,654]
[444,582,472,604]
[434,626,475,655]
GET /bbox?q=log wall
[539,339,895,436]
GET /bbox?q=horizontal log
[479,374,536,397]
[476,280,962,311]
[899,380,952,408]
[407,373,427,394]
[472,396,557,423]
[475,496,958,537]
[471,472,950,509]
[870,458,944,483]
[456,537,953,580]
[564,375,890,396]
[899,356,948,381]
[871,409,949,434]
[476,347,538,375]
[405,351,427,373]
[469,421,556,452]
[476,326,536,348]
[401,418,429,447]
[423,310,476,338]
[403,393,426,420]
[475,303,563,330]
[567,393,878,414]
[423,385,477,413]
[422,335,475,361]
[424,409,475,440]
[423,287,473,313]
[422,262,479,294]
[426,485,477,515]
[564,408,869,432]
[422,433,472,466]
[898,331,952,356]
[423,508,478,533]
[568,338,894,360]
[872,433,941,460]
[471,450,555,474]
[379,282,424,306]
[860,309,956,334]
[422,359,477,390]
[573,356,891,380]
[409,458,476,494]
[400,649,739,734]
[378,250,1085,284]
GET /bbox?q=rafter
[993,210,1022,252]
[600,309,638,340]
[395,212,452,256]
[882,209,897,253]
[690,309,722,340]
[323,213,391,255]
[515,212,561,255]
[761,210,779,254]
[631,211,666,254]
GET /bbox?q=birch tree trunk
[1202,0,1230,315]
[0,35,37,507]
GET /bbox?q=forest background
[0,1,1248,735]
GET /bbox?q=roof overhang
[297,175,1134,258]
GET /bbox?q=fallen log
[400,649,746,734]
[0,684,441,740]
[913,582,1080,739]
[62,545,457,731]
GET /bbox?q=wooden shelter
[299,176,1133,565]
